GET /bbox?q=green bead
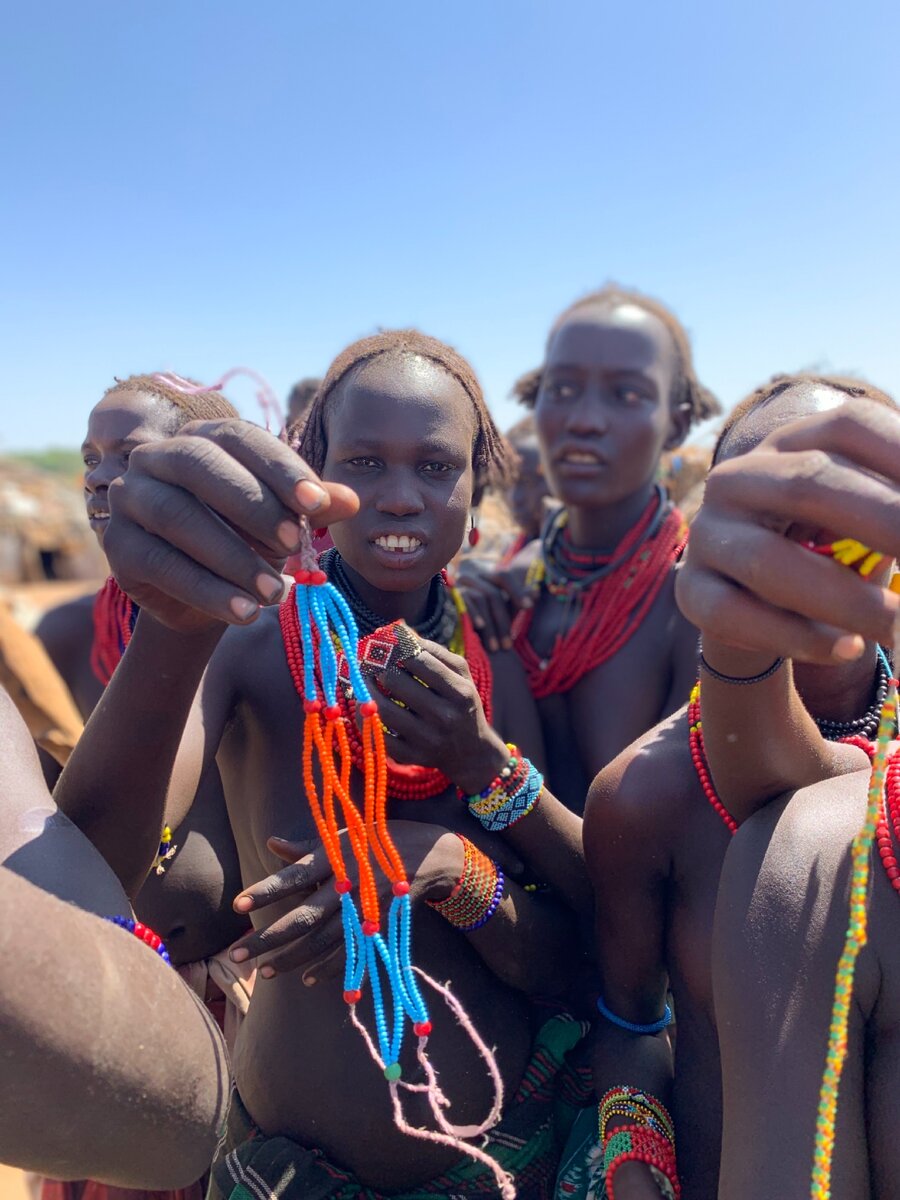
[384,1062,402,1081]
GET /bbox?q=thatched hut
[0,458,104,584]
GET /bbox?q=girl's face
[534,302,684,511]
[321,354,477,594]
[82,390,177,545]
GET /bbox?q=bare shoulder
[584,705,692,859]
[208,603,288,700]
[35,593,94,660]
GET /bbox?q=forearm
[464,882,581,995]
[699,638,839,824]
[54,613,225,897]
[0,869,230,1186]
[500,790,591,916]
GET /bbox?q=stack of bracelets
[598,1086,680,1199]
[462,744,544,832]
[426,834,505,932]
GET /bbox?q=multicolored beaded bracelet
[597,995,673,1035]
[426,834,505,933]
[598,1086,675,1147]
[105,915,171,965]
[466,750,544,833]
[603,1124,680,1199]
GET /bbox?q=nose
[374,467,426,517]
[84,460,119,497]
[564,384,610,437]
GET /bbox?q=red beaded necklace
[91,576,134,685]
[690,687,900,894]
[279,578,493,801]
[687,683,738,835]
[513,494,688,699]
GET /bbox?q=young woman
[580,375,896,1200]
[56,331,592,1200]
[675,393,900,1200]
[471,286,720,810]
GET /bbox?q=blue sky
[1,0,897,451]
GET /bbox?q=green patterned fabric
[208,1014,592,1200]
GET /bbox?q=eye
[616,383,651,405]
[545,379,578,402]
[346,456,381,470]
[83,454,99,469]
[420,462,455,475]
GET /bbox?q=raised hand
[676,399,900,665]
[105,418,358,631]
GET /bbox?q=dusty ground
[0,1164,37,1198]
[1,578,100,631]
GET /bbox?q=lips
[555,446,607,467]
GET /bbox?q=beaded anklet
[105,915,171,965]
[464,748,544,832]
[427,835,505,932]
[597,995,673,1035]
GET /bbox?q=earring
[468,515,480,548]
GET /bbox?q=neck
[565,480,659,552]
[795,645,883,724]
[337,556,435,627]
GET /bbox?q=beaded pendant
[284,552,431,1080]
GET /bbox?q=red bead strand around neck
[90,576,134,686]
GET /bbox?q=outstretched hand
[676,399,900,665]
[104,418,358,632]
[227,822,464,982]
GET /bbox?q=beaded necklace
[278,535,510,1195]
[281,556,493,801]
[90,576,135,685]
[512,486,688,698]
[689,651,897,836]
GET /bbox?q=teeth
[375,535,422,553]
[564,452,600,464]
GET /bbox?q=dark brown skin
[58,355,589,1191]
[585,388,898,1199]
[527,302,698,809]
[672,396,900,1197]
[36,387,249,964]
[506,432,551,543]
[0,685,230,1186]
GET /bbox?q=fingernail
[489,637,499,653]
[230,947,250,962]
[230,596,259,621]
[278,520,302,550]
[234,896,254,912]
[296,480,327,512]
[260,965,276,979]
[303,974,317,987]
[257,573,283,602]
[833,634,865,660]
[501,637,513,650]
[472,615,484,628]
[521,597,533,610]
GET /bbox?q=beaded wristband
[597,995,673,1034]
[468,756,544,833]
[105,915,171,965]
[426,835,505,932]
[603,1126,680,1200]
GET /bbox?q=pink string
[152,367,286,437]
[347,965,512,1198]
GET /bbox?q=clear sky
[1,0,897,451]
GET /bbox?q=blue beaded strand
[597,995,672,1035]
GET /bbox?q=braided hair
[294,329,515,491]
[512,284,720,429]
[104,373,238,429]
[713,372,897,464]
